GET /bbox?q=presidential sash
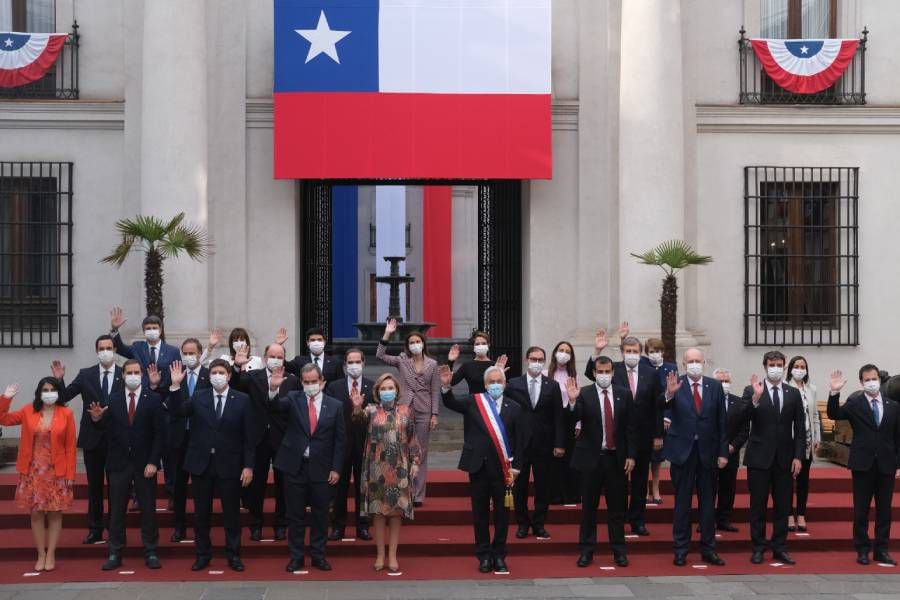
[474,393,514,507]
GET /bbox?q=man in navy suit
[284,326,343,384]
[109,307,179,382]
[324,348,375,541]
[269,363,345,573]
[663,348,728,567]
[167,359,255,572]
[87,359,165,571]
[51,334,124,545]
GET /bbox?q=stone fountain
[354,255,435,342]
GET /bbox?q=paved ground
[4,574,900,600]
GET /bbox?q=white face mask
[41,391,59,405]
[266,357,284,372]
[595,374,613,389]
[791,368,807,382]
[408,343,424,356]
[623,353,640,368]
[767,366,784,383]
[648,352,663,367]
[210,373,228,391]
[555,351,571,366]
[864,380,881,395]
[144,328,160,343]
[304,383,321,397]
[182,354,199,370]
[473,344,489,357]
[309,340,325,355]
[346,363,363,378]
[124,374,142,390]
[97,349,115,365]
[721,382,732,395]
[686,362,704,378]
[527,362,544,377]
[232,340,247,353]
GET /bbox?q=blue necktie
[872,399,881,427]
[188,371,196,397]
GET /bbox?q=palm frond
[163,212,186,234]
[100,236,137,266]
[158,222,211,261]
[630,240,713,275]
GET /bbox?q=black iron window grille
[0,22,79,100]
[738,27,867,105]
[744,166,858,347]
[0,162,73,348]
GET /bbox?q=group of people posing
[0,312,897,576]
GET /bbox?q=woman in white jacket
[785,355,821,532]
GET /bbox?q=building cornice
[697,104,900,134]
[0,101,125,130]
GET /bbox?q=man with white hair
[712,368,749,533]
[440,364,525,574]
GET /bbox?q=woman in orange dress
[353,373,421,574]
[0,378,77,572]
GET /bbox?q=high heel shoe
[387,562,401,574]
[43,556,55,572]
[797,517,808,532]
[374,560,384,571]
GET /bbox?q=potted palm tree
[631,240,712,363]
[102,212,211,326]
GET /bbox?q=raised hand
[234,346,250,368]
[50,360,65,380]
[447,344,460,363]
[594,328,608,354]
[666,371,683,397]
[274,327,289,346]
[110,306,126,331]
[830,369,846,393]
[240,468,253,488]
[438,364,452,387]
[208,328,221,349]
[269,366,285,391]
[617,321,630,340]
[350,386,363,408]
[88,402,108,421]
[495,354,508,372]
[169,361,185,387]
[385,318,398,336]
[750,373,765,403]
[147,363,161,388]
[565,377,580,404]
[3,383,19,398]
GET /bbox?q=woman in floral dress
[0,378,76,572]
[353,373,421,573]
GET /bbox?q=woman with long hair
[785,355,821,532]
[353,373,421,573]
[547,341,580,505]
[0,378,76,571]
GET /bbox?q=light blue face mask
[380,389,397,408]
[486,383,504,400]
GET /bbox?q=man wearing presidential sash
[440,365,525,574]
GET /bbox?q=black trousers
[107,461,158,557]
[513,449,552,529]
[332,443,369,532]
[168,436,191,532]
[747,464,792,553]
[284,462,334,560]
[578,453,626,556]
[670,443,717,556]
[852,467,896,554]
[247,441,286,530]
[716,453,739,526]
[82,445,108,535]
[469,467,509,560]
[192,454,242,560]
[793,456,813,516]
[627,435,653,527]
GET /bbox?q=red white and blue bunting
[0,32,68,88]
[750,38,859,94]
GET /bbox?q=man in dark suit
[663,348,728,567]
[284,326,343,384]
[166,338,209,542]
[441,363,525,574]
[739,350,806,565]
[713,368,750,532]
[585,334,662,535]
[565,356,636,568]
[269,363,345,573]
[827,364,900,565]
[324,348,375,541]
[87,359,165,571]
[235,342,299,542]
[50,334,124,544]
[167,359,255,572]
[109,307,179,380]
[505,345,563,539]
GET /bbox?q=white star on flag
[800,45,809,54]
[3,38,12,48]
[295,10,351,64]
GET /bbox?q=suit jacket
[271,391,346,481]
[505,373,564,457]
[167,386,255,479]
[585,359,663,439]
[662,375,729,468]
[828,390,900,474]
[740,382,806,470]
[0,395,76,480]
[235,368,299,450]
[442,389,525,478]
[325,376,376,456]
[725,392,750,452]
[94,387,165,472]
[60,364,124,450]
[285,353,343,384]
[112,333,179,387]
[165,366,210,450]
[569,383,637,471]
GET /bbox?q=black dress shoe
[577,552,593,567]
[356,527,372,541]
[614,553,629,567]
[274,527,287,541]
[83,531,103,545]
[228,557,245,572]
[772,550,795,565]
[327,528,344,541]
[702,552,725,566]
[191,557,211,571]
[249,527,262,541]
[631,525,650,536]
[515,525,529,539]
[478,557,493,573]
[286,558,304,572]
[493,557,509,573]
[166,498,174,512]
[145,554,161,569]
[857,552,871,565]
[751,551,764,564]
[874,552,897,565]
[717,522,739,532]
[311,557,332,571]
[101,555,122,571]
[533,526,551,539]
[170,528,186,543]
[413,501,423,508]
[673,554,687,566]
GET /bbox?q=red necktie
[128,392,136,425]
[352,379,358,396]
[602,390,615,450]
[692,382,702,413]
[308,396,318,434]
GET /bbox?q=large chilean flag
[274,0,552,180]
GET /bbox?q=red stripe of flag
[423,186,452,337]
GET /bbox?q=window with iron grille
[744,166,858,346]
[0,162,73,347]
